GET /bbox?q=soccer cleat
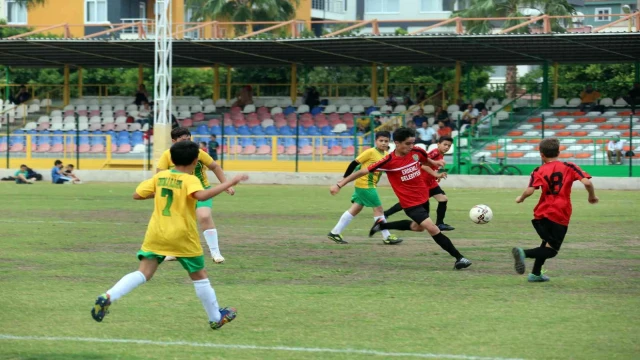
[165,256,178,261]
[511,247,526,275]
[382,234,403,245]
[327,232,348,244]
[527,273,550,282]
[437,223,455,231]
[91,293,111,322]
[212,253,225,264]
[210,307,237,330]
[369,218,384,237]
[454,257,472,270]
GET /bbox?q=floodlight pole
[153,0,173,171]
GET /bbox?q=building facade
[574,0,638,29]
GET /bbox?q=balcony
[311,0,347,20]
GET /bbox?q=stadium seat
[551,98,567,108]
[568,98,581,107]
[242,145,257,155]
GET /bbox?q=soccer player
[157,127,233,264]
[327,131,402,245]
[91,141,248,329]
[330,127,472,270]
[511,138,598,282]
[382,136,455,231]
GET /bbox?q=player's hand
[330,184,341,195]
[515,196,524,203]
[232,174,249,184]
[226,187,235,195]
[438,172,448,179]
[588,195,599,204]
[433,160,445,167]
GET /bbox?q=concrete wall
[2,169,639,190]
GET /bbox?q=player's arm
[343,160,360,178]
[133,178,155,200]
[515,186,535,203]
[156,151,169,174]
[421,165,446,179]
[191,174,248,201]
[580,177,599,204]
[330,168,369,195]
[202,151,235,195]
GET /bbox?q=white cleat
[212,254,225,264]
[165,256,177,261]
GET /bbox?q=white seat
[423,105,435,114]
[40,99,52,107]
[265,99,279,108]
[485,98,499,108]
[540,111,554,117]
[447,104,459,113]
[560,138,577,144]
[472,98,484,105]
[296,105,310,114]
[496,111,509,121]
[560,117,575,123]
[270,107,283,115]
[191,105,203,113]
[130,144,146,153]
[338,105,351,114]
[566,124,582,130]
[113,104,125,111]
[101,105,113,112]
[545,117,559,123]
[22,122,37,131]
[242,104,256,114]
[568,98,581,107]
[215,99,228,108]
[351,105,365,114]
[451,111,464,122]
[603,111,618,116]
[524,131,541,137]
[614,98,628,107]
[49,122,63,131]
[203,99,214,106]
[128,110,139,118]
[393,105,407,113]
[89,116,102,124]
[63,116,76,124]
[518,144,535,151]
[587,131,605,137]
[583,124,598,130]
[599,98,613,107]
[127,104,139,112]
[376,97,386,107]
[115,116,127,124]
[567,145,584,152]
[362,98,374,107]
[28,104,40,113]
[551,98,567,108]
[586,111,601,116]
[102,117,115,124]
[88,105,100,111]
[78,123,89,131]
[261,119,274,128]
[63,105,74,111]
[279,98,293,108]
[37,116,50,124]
[606,117,622,123]
[51,110,62,117]
[518,124,534,130]
[62,122,76,131]
[50,116,63,124]
[204,105,216,113]
[323,105,337,114]
[332,123,347,133]
[177,111,191,119]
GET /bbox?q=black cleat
[369,218,384,237]
[512,247,526,275]
[437,223,455,231]
[327,232,348,244]
[454,257,472,270]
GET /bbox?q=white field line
[0,334,525,360]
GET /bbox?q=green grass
[0,183,639,360]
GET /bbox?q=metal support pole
[63,65,70,106]
[213,64,220,101]
[635,61,640,83]
[465,64,472,101]
[383,65,388,99]
[78,67,83,98]
[370,63,378,103]
[5,67,9,169]
[541,62,550,109]
[153,0,173,167]
[290,63,297,103]
[630,115,633,177]
[226,66,232,103]
[553,62,559,101]
[454,61,462,105]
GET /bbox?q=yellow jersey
[354,147,387,189]
[136,170,204,257]
[157,149,214,187]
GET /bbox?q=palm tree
[15,0,47,8]
[187,0,300,35]
[455,0,575,98]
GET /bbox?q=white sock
[374,215,391,239]
[106,271,147,302]
[204,229,220,257]
[331,211,354,235]
[193,279,221,322]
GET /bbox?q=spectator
[134,84,150,108]
[356,115,371,132]
[373,115,382,128]
[435,106,453,129]
[208,134,219,161]
[386,93,398,108]
[232,85,254,108]
[402,88,414,107]
[199,141,208,153]
[304,86,320,109]
[457,90,468,110]
[14,164,36,184]
[412,108,428,127]
[416,86,427,104]
[474,108,493,137]
[578,85,601,112]
[624,82,640,113]
[10,85,31,105]
[461,104,479,126]
[607,135,624,165]
[437,121,452,139]
[407,120,417,130]
[63,164,83,184]
[416,121,436,146]
[51,160,74,184]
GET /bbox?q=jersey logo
[412,154,419,161]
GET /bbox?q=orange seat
[624,145,632,151]
[556,131,571,136]
[559,153,573,158]
[490,152,506,158]
[573,131,588,137]
[572,111,586,116]
[599,124,614,130]
[527,118,542,123]
[575,117,590,123]
[555,111,569,116]
[534,124,552,130]
[512,138,527,143]
[592,117,606,123]
[551,124,566,130]
[577,139,594,144]
[485,144,502,150]
[616,124,630,130]
[595,139,607,144]
[618,111,633,116]
[508,152,525,158]
[527,138,541,144]
[508,131,524,136]
[623,131,640,137]
[575,153,592,159]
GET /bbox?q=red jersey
[528,161,591,226]
[368,147,430,208]
[423,148,444,190]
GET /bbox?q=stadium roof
[0,32,638,68]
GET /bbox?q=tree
[186,0,299,35]
[455,0,575,98]
[14,0,47,8]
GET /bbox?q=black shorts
[532,218,568,251]
[403,201,430,224]
[429,185,445,198]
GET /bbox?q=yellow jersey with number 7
[136,170,204,257]
[157,149,214,187]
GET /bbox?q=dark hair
[210,134,216,138]
[199,141,207,146]
[392,127,416,142]
[539,138,560,158]
[20,164,27,168]
[54,160,62,166]
[438,136,453,143]
[375,131,390,139]
[170,127,191,140]
[67,164,74,168]
[170,141,200,166]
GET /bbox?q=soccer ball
[469,204,493,224]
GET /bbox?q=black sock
[436,201,447,225]
[432,232,463,260]
[531,258,546,276]
[380,220,413,231]
[384,203,403,219]
[524,247,558,275]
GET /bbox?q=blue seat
[131,137,144,146]
[210,125,221,135]
[117,138,131,146]
[306,126,319,136]
[365,106,377,115]
[53,130,63,135]
[52,136,64,145]
[251,126,264,135]
[284,138,296,147]
[196,124,208,135]
[299,138,310,147]
[278,127,292,135]
[237,126,250,135]
[311,106,323,115]
[341,138,354,148]
[321,126,333,136]
[38,136,50,145]
[223,125,236,135]
[0,137,6,144]
[255,137,268,147]
[80,130,90,135]
[264,126,277,135]
[240,138,253,147]
[13,130,24,135]
[79,136,90,145]
[90,136,104,146]
[131,132,144,140]
[27,130,37,135]
[283,106,296,116]
[327,139,338,148]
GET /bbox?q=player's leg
[513,219,565,282]
[91,253,160,322]
[197,201,225,264]
[383,202,403,219]
[431,187,454,231]
[372,206,403,245]
[182,258,236,330]
[607,150,614,165]
[328,202,363,244]
[615,150,622,165]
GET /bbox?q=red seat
[298,145,313,155]
[79,144,91,153]
[181,118,193,127]
[35,143,51,152]
[9,143,24,152]
[0,143,6,152]
[192,113,205,122]
[341,146,355,156]
[49,144,63,152]
[328,145,342,156]
[285,145,297,155]
[116,144,132,153]
[242,145,257,155]
[207,119,220,127]
[36,122,50,131]
[256,145,271,155]
[90,144,105,153]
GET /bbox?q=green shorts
[351,187,382,208]
[136,250,205,273]
[196,186,213,208]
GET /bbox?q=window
[595,8,611,22]
[420,0,440,12]
[365,0,400,14]
[139,2,146,19]
[442,0,456,12]
[7,0,27,24]
[85,0,108,23]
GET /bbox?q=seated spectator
[402,88,413,107]
[10,85,31,105]
[578,85,600,112]
[208,135,219,161]
[416,86,427,104]
[624,82,640,113]
[51,160,74,185]
[461,104,479,125]
[607,135,624,165]
[474,109,493,136]
[134,84,150,108]
[356,115,371,132]
[304,86,320,109]
[14,164,36,184]
[417,121,436,146]
[373,115,382,128]
[63,164,83,184]
[412,108,428,127]
[386,93,398,108]
[437,121,452,138]
[232,85,254,107]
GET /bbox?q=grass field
[0,182,639,360]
